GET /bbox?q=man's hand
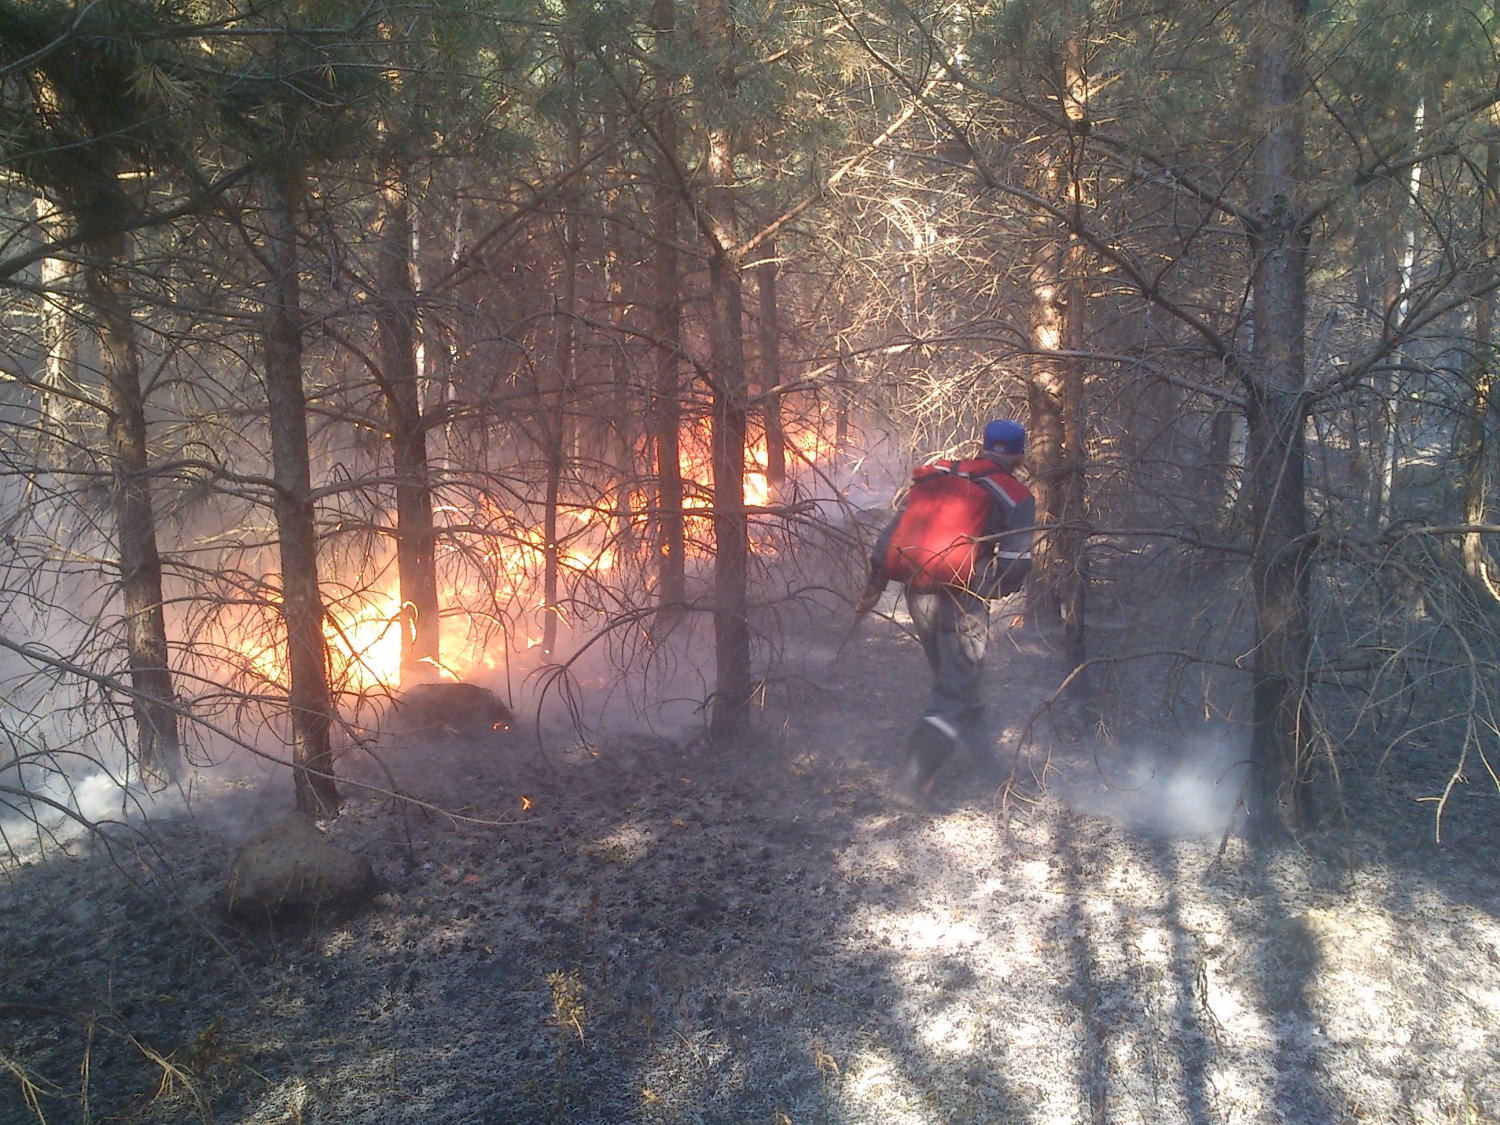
[854,584,883,616]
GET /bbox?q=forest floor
[2,597,1499,1125]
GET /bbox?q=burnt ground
[2,603,1499,1125]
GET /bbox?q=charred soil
[2,612,1498,1124]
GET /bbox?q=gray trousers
[904,586,993,776]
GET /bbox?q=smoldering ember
[1,3,1498,1123]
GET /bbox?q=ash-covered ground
[2,605,1498,1124]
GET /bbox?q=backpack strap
[968,465,1016,511]
[921,459,1000,483]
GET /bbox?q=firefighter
[854,419,1035,811]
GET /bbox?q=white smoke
[1048,724,1250,837]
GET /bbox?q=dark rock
[226,815,379,922]
[392,681,515,742]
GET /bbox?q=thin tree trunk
[542,41,583,657]
[376,154,441,680]
[1026,233,1067,626]
[1351,207,1386,519]
[1204,407,1243,522]
[1461,127,1498,594]
[604,151,640,563]
[834,333,850,452]
[261,167,339,815]
[1373,97,1428,529]
[1055,225,1087,670]
[37,199,78,466]
[430,171,466,464]
[757,239,786,494]
[83,221,180,783]
[702,0,753,742]
[1366,222,1402,529]
[541,417,564,655]
[1246,0,1313,836]
[651,0,687,610]
[1055,54,1090,668]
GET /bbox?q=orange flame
[325,594,407,692]
[239,413,838,692]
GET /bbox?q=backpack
[884,459,1010,591]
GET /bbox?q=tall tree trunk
[1350,205,1392,522]
[376,154,441,680]
[542,39,583,657]
[702,0,753,742]
[1366,222,1402,529]
[707,240,753,741]
[1246,0,1313,836]
[1055,225,1087,670]
[1027,44,1090,669]
[1373,97,1429,528]
[651,0,687,610]
[1460,126,1498,593]
[261,167,339,815]
[757,239,786,494]
[604,152,640,563]
[1055,57,1090,669]
[82,218,180,783]
[1349,253,1371,508]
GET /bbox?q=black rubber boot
[959,706,1002,782]
[893,717,956,812]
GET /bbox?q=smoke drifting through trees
[0,0,1497,842]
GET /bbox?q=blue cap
[983,419,1025,455]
